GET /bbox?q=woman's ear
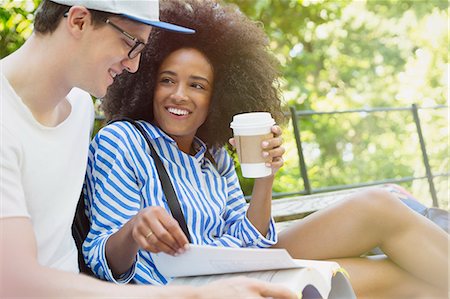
[64,6,91,38]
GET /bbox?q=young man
[0,0,295,298]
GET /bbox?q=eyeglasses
[63,13,146,59]
[105,19,146,59]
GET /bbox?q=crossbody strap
[108,118,192,242]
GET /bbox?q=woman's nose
[171,87,189,102]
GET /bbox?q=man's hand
[199,276,297,299]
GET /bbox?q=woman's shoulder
[94,120,148,147]
[94,120,168,150]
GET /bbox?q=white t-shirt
[1,73,94,272]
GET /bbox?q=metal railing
[287,104,448,207]
[95,105,448,207]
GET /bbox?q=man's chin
[92,88,107,99]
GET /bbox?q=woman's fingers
[262,126,283,150]
[262,137,284,160]
[229,137,236,148]
[146,211,189,253]
[262,125,285,172]
[231,124,285,172]
[269,156,284,168]
[134,207,189,255]
[271,125,282,137]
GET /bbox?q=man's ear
[64,6,91,38]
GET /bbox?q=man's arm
[0,217,152,297]
[0,217,295,298]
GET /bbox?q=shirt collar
[140,121,172,142]
[141,121,208,160]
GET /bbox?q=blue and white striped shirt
[83,121,277,285]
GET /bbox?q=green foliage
[2,0,448,207]
[226,0,448,207]
[0,0,39,58]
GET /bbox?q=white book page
[152,244,300,277]
[293,259,340,282]
[161,246,356,299]
[169,268,330,299]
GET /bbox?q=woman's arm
[246,175,275,236]
[239,125,285,236]
[85,123,188,279]
[205,127,283,248]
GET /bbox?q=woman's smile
[166,106,191,117]
[152,47,214,153]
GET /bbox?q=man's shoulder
[0,73,21,128]
[67,88,94,123]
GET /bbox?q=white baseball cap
[51,0,195,34]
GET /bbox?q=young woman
[83,0,449,297]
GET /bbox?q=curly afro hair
[102,0,283,148]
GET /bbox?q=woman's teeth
[168,107,189,116]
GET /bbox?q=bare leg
[273,189,449,292]
[335,255,448,299]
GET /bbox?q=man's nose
[122,54,141,74]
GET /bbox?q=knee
[344,188,406,224]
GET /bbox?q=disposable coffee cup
[230,112,275,178]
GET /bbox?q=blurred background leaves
[2,0,448,207]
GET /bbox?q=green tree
[0,0,39,57]
[2,0,448,207]
[227,0,448,207]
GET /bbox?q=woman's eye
[160,77,174,84]
[191,83,205,90]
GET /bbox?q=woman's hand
[261,125,285,175]
[131,206,189,256]
[229,125,285,176]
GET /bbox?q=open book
[153,245,355,299]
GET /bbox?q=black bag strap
[72,192,96,276]
[109,118,192,242]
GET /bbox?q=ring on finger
[145,230,153,239]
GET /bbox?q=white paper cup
[230,112,275,178]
